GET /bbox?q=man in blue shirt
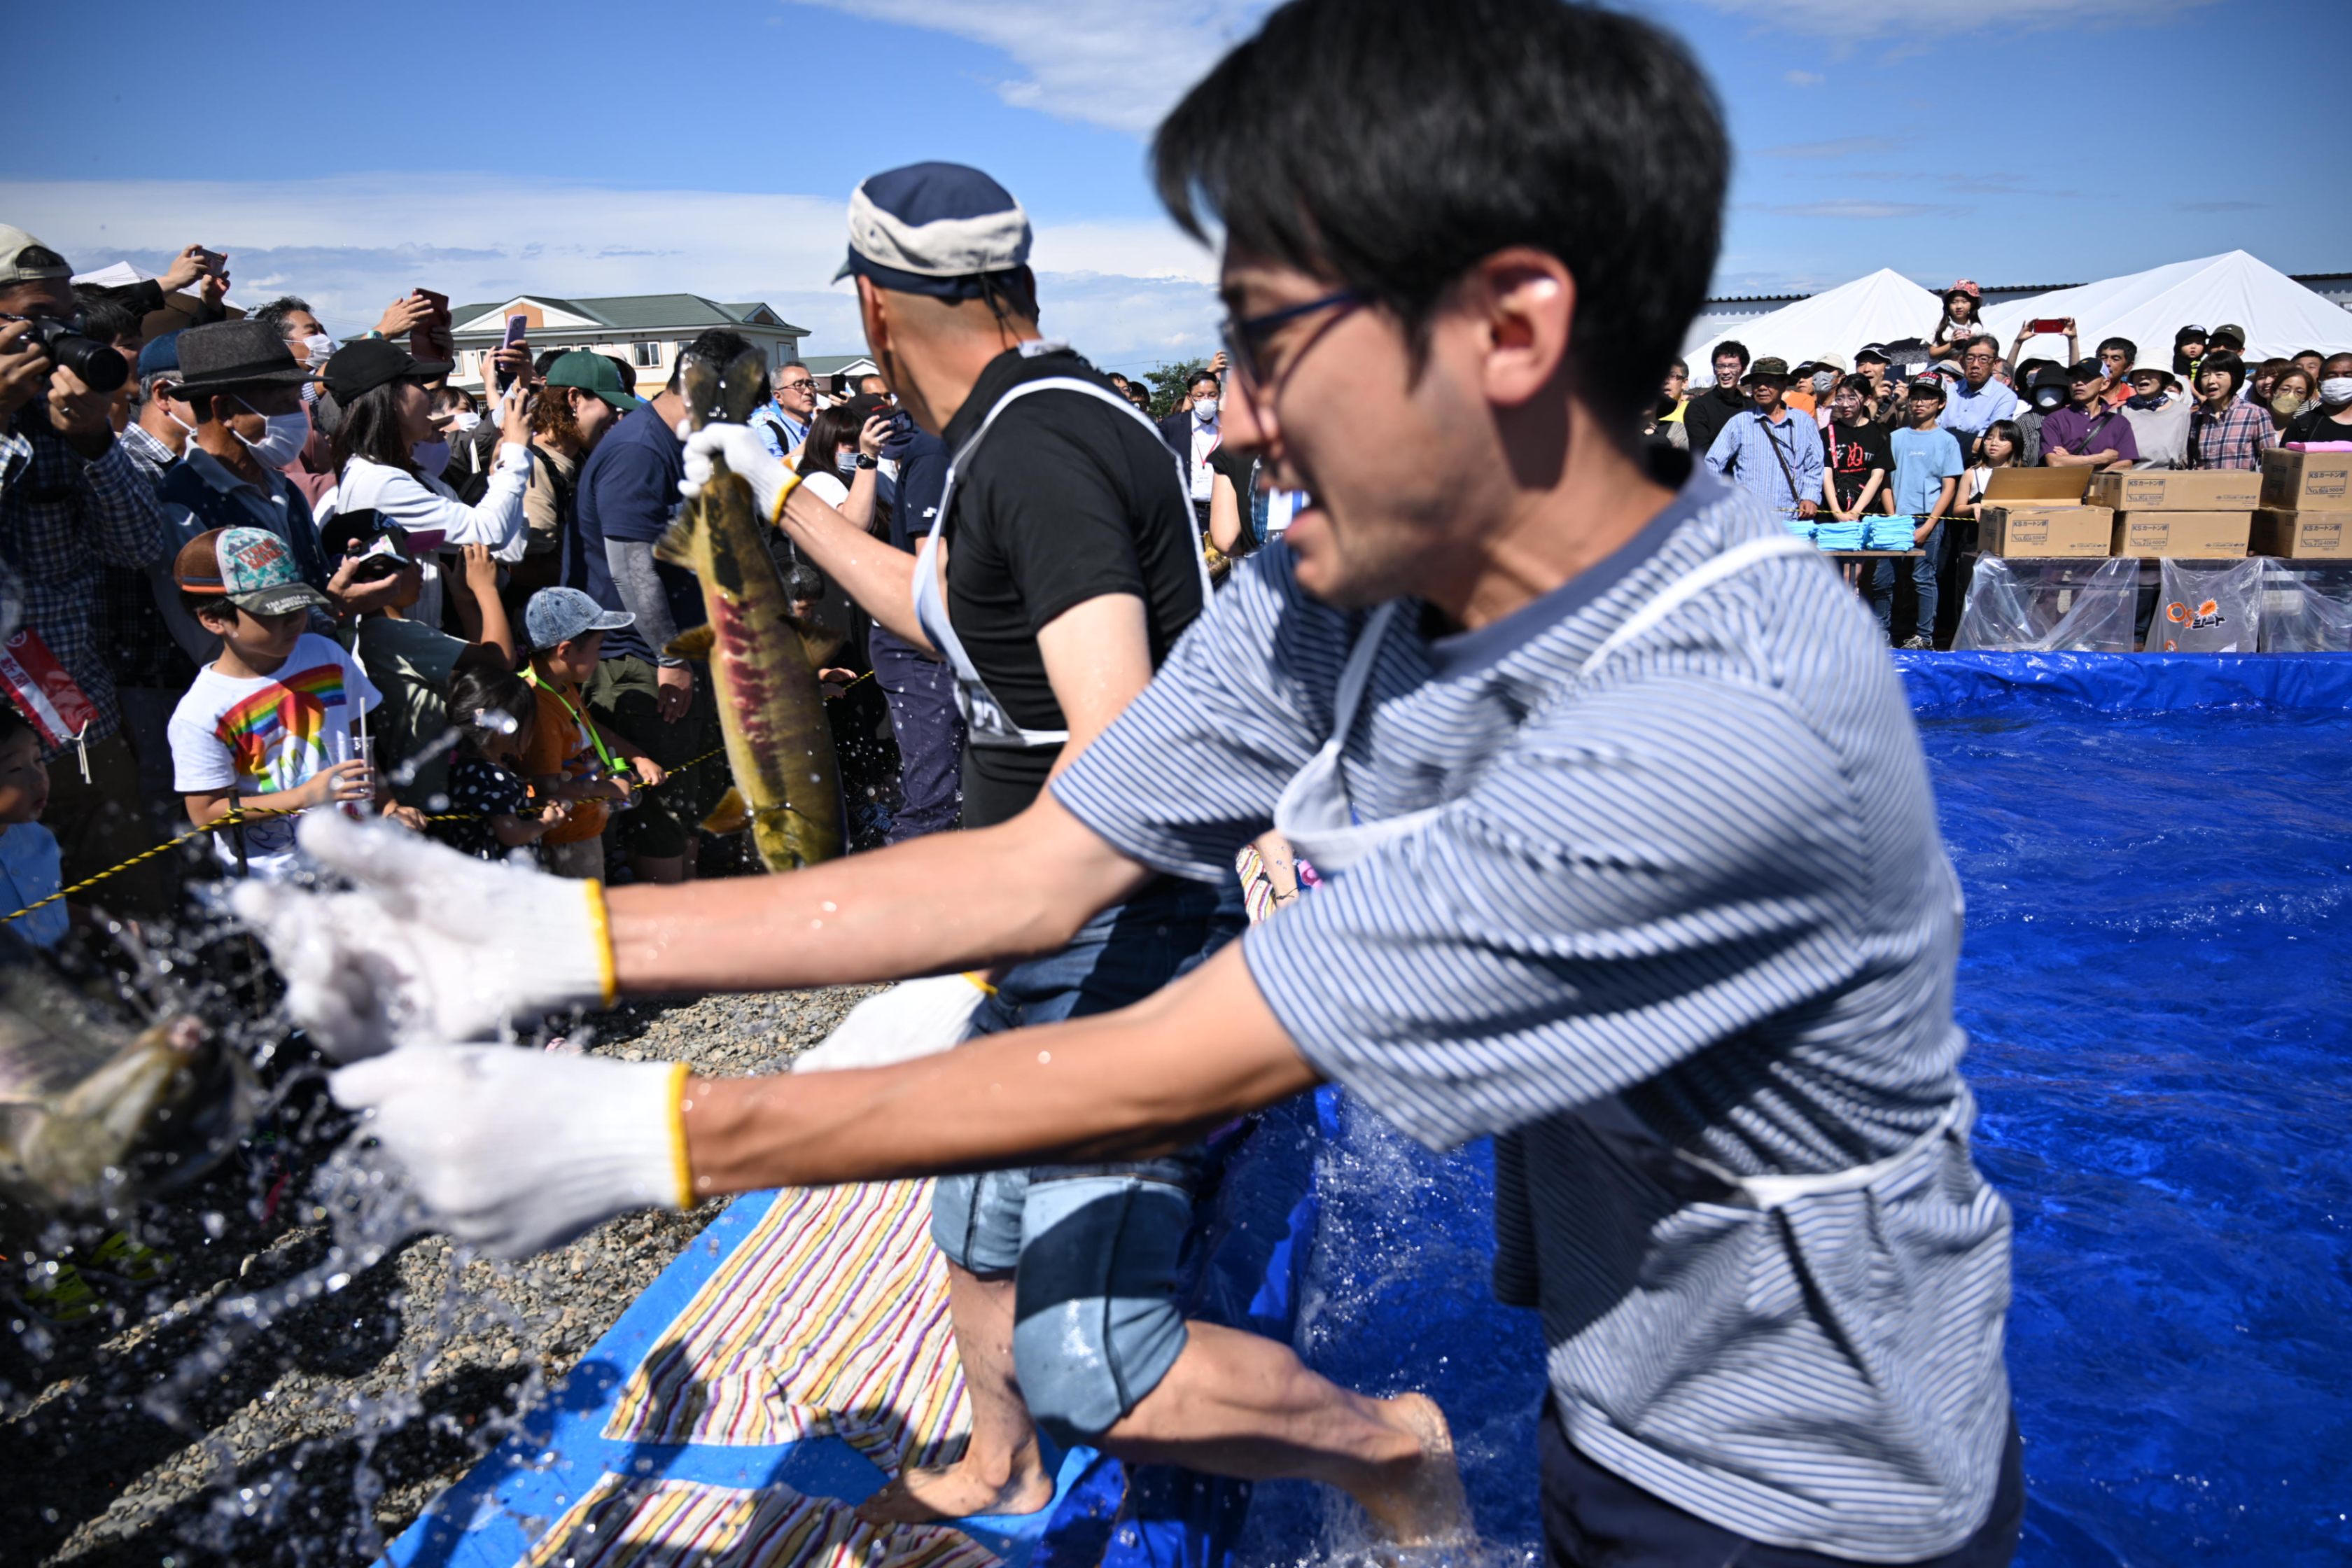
[1938,335,2022,460]
[1702,356,1821,519]
[570,330,738,882]
[748,358,816,460]
[1879,378,1965,648]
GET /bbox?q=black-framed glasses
[1219,289,1364,390]
[778,377,816,393]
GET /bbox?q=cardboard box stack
[2090,470,2258,558]
[2252,449,2352,559]
[1977,469,2110,557]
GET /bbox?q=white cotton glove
[230,812,615,1063]
[332,1046,690,1258]
[791,973,990,1074]
[678,420,799,524]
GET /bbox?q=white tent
[1682,269,1942,372]
[1982,251,2352,366]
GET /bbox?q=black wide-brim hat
[169,319,316,400]
[324,337,453,403]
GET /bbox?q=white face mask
[1193,397,1219,422]
[299,332,338,368]
[234,397,312,468]
[447,410,482,434]
[412,438,451,479]
[2320,377,2352,408]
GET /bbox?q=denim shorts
[930,875,1242,1443]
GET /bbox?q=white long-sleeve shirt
[322,447,530,628]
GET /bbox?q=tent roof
[1684,269,1943,372]
[1981,251,2352,365]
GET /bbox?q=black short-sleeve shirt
[1826,421,1893,510]
[940,346,1205,827]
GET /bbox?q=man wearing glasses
[1940,334,2023,461]
[241,4,2018,1558]
[748,358,816,460]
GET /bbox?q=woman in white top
[319,338,532,628]
[785,399,892,536]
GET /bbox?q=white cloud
[1784,69,1824,87]
[1687,0,2213,36]
[785,0,1267,134]
[1,175,1219,365]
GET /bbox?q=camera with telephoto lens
[6,314,129,393]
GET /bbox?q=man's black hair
[1152,0,1725,424]
[2096,336,2136,363]
[1714,340,1751,371]
[533,346,568,377]
[75,295,141,346]
[603,356,640,398]
[1670,357,1688,376]
[253,296,316,337]
[1188,367,1221,392]
[667,329,762,397]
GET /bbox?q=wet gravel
[4,983,881,1567]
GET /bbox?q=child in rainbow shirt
[167,527,400,881]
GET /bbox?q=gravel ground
[3,983,882,1568]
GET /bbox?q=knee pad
[1010,1175,1194,1446]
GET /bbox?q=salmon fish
[659,344,845,872]
[0,929,254,1211]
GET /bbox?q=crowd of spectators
[1662,277,2352,647]
[4,225,2349,932]
[0,223,954,948]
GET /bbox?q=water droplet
[1037,1051,1051,1065]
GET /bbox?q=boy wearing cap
[1878,379,1966,648]
[167,526,394,880]
[519,587,665,883]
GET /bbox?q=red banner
[0,629,100,750]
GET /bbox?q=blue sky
[4,0,2342,366]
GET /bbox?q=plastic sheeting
[2141,557,2264,652]
[1240,658,2352,1568]
[2261,566,2352,652]
[1954,556,2140,653]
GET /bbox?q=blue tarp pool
[395,652,2352,1567]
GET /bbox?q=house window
[633,341,666,368]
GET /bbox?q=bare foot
[1350,1392,1472,1546]
[854,1456,1056,1525]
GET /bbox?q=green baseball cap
[543,350,645,411]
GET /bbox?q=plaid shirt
[106,424,202,692]
[2188,398,2276,471]
[0,410,174,744]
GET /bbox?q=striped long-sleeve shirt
[1052,475,2012,1561]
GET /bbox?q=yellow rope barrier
[0,740,743,925]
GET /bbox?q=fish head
[0,932,256,1212]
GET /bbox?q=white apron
[1270,530,1971,1206]
[911,351,1211,750]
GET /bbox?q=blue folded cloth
[1812,520,1867,550]
[1864,517,1918,550]
[1782,517,1817,541]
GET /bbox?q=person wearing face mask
[151,321,335,592]
[321,337,531,631]
[2012,363,2068,467]
[251,295,344,508]
[2117,365,2190,470]
[2282,354,2352,446]
[2262,367,2316,437]
[1159,363,1227,539]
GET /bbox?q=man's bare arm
[607,790,1153,994]
[681,941,1320,1191]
